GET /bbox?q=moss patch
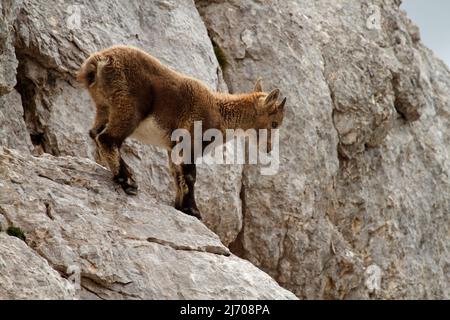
[213,42,228,70]
[7,226,26,242]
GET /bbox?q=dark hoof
[124,185,138,195]
[114,176,138,196]
[181,207,202,220]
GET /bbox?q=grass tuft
[7,226,26,242]
[213,42,228,70]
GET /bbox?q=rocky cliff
[0,0,448,299]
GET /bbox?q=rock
[0,214,9,232]
[0,0,21,95]
[0,147,296,299]
[197,0,344,299]
[0,90,33,152]
[0,233,76,299]
[198,0,450,299]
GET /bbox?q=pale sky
[401,0,450,67]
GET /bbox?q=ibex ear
[264,89,280,106]
[254,79,263,92]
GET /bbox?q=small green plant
[213,42,228,70]
[7,226,26,242]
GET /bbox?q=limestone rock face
[0,147,295,299]
[0,233,76,300]
[1,0,449,300]
[0,89,32,152]
[197,0,450,299]
[0,0,21,95]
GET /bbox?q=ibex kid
[77,45,286,219]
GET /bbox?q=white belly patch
[130,116,170,148]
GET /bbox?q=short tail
[77,54,108,88]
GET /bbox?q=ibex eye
[271,122,278,129]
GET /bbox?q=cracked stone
[198,0,450,299]
[0,233,76,299]
[0,147,296,299]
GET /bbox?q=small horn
[278,97,287,110]
[254,79,263,92]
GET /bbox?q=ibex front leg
[168,151,201,220]
[96,97,138,195]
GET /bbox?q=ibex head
[253,79,286,151]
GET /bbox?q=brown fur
[77,45,286,219]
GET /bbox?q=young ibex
[77,45,286,219]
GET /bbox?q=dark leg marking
[179,163,201,220]
[168,150,201,220]
[114,158,138,195]
[97,132,138,195]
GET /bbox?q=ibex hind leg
[89,103,110,140]
[89,103,110,166]
[96,97,139,195]
[97,133,138,195]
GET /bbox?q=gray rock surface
[0,0,21,94]
[197,0,450,299]
[0,233,76,300]
[0,89,32,152]
[0,147,296,299]
[0,0,449,300]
